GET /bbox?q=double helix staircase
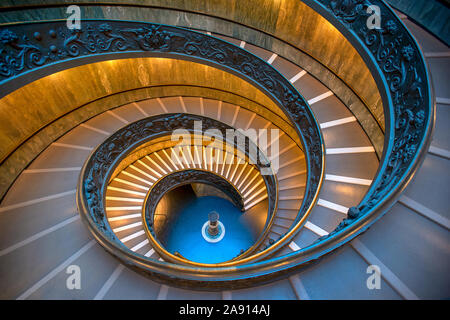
[0,1,448,300]
[106,140,271,258]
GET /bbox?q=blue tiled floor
[164,196,255,263]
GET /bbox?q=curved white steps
[106,143,269,255]
[2,12,447,300]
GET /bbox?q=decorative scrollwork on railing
[6,0,430,285]
[144,169,246,237]
[2,21,322,243]
[310,0,431,239]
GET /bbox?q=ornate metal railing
[305,0,434,240]
[145,169,246,220]
[0,21,323,256]
[79,113,283,267]
[144,169,246,262]
[136,141,274,264]
[0,20,322,264]
[2,0,433,288]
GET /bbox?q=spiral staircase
[0,1,448,300]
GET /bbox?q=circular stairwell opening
[152,183,265,264]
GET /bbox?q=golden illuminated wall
[0,57,295,164]
[0,0,386,198]
[1,0,384,128]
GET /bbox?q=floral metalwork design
[82,113,278,244]
[316,0,431,239]
[1,22,321,237]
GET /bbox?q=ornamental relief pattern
[83,113,277,242]
[317,0,430,238]
[0,22,321,237]
[144,169,246,238]
[1,0,431,252]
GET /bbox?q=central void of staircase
[160,186,255,263]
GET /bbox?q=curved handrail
[80,113,286,267]
[110,133,277,264]
[143,168,252,263]
[5,0,433,288]
[302,0,434,240]
[34,20,325,266]
[77,2,432,287]
[144,169,246,218]
[1,21,323,260]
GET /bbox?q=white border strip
[436,97,450,105]
[289,241,301,251]
[424,52,450,58]
[112,222,143,233]
[222,291,232,300]
[179,96,187,112]
[106,186,146,197]
[132,102,149,117]
[308,91,333,105]
[0,190,76,213]
[23,167,81,173]
[325,174,372,186]
[130,239,149,252]
[79,123,110,135]
[351,239,419,300]
[317,198,349,214]
[287,242,309,300]
[157,285,169,300]
[120,230,145,243]
[106,206,142,211]
[304,221,329,236]
[0,215,79,257]
[52,142,93,151]
[16,240,95,300]
[289,70,307,84]
[156,98,168,113]
[267,53,278,64]
[326,146,375,154]
[398,195,450,230]
[108,213,142,222]
[320,116,356,129]
[428,145,450,160]
[289,275,310,300]
[105,196,144,203]
[107,110,129,124]
[144,248,155,257]
[93,264,125,300]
